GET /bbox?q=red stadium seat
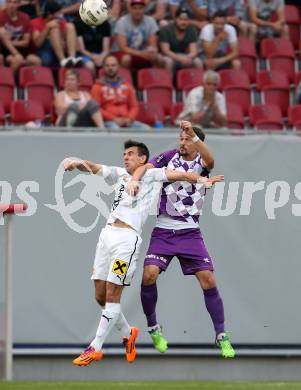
[0,102,5,125]
[19,66,55,88]
[256,70,289,90]
[0,66,15,113]
[24,84,54,116]
[98,67,133,85]
[138,68,173,115]
[176,68,204,91]
[285,5,300,49]
[249,104,283,130]
[224,87,251,116]
[136,102,165,126]
[142,87,173,115]
[261,87,290,117]
[260,38,295,82]
[288,105,301,129]
[58,68,94,91]
[138,68,173,89]
[170,102,184,125]
[10,100,45,124]
[219,69,251,90]
[227,103,244,130]
[238,37,257,83]
[295,71,301,86]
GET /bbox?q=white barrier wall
[0,131,300,347]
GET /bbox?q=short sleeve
[159,25,169,43]
[146,16,159,35]
[217,92,227,116]
[200,24,212,41]
[226,25,238,44]
[149,149,177,168]
[144,168,167,182]
[98,165,124,185]
[114,16,127,36]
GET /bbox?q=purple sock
[203,287,225,337]
[140,283,158,327]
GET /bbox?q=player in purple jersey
[128,121,235,358]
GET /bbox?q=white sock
[101,304,131,338]
[115,311,131,339]
[148,324,160,333]
[217,332,226,340]
[91,302,121,351]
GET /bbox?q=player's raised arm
[180,121,215,169]
[166,169,224,187]
[63,158,102,174]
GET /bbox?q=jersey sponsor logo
[112,259,129,275]
[146,254,168,263]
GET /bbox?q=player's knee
[198,270,216,289]
[142,269,159,285]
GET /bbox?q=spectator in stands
[0,0,41,71]
[91,55,151,130]
[159,7,203,71]
[144,0,168,26]
[248,0,289,39]
[31,0,82,67]
[177,70,227,128]
[296,81,301,104]
[75,17,111,75]
[57,0,81,22]
[168,0,208,29]
[200,10,240,70]
[55,69,104,128]
[18,0,41,18]
[208,0,257,40]
[113,0,163,69]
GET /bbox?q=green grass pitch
[1,382,301,390]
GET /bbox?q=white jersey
[98,165,167,234]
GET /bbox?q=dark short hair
[212,10,228,20]
[103,54,119,66]
[175,6,191,18]
[124,139,149,163]
[192,126,205,141]
[43,0,62,16]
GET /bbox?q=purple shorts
[144,227,214,275]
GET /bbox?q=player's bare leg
[196,270,235,358]
[141,265,168,353]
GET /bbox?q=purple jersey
[150,149,206,228]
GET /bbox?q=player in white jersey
[128,122,236,358]
[63,139,224,366]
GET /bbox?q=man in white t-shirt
[200,10,240,70]
[63,139,223,366]
[177,70,227,128]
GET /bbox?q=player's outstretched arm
[180,121,215,169]
[63,158,102,174]
[166,170,224,187]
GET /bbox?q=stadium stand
[288,105,301,130]
[136,102,165,126]
[0,102,5,125]
[0,1,300,131]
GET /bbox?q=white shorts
[91,225,142,286]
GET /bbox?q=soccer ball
[79,0,109,26]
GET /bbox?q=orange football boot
[123,327,139,363]
[73,346,103,366]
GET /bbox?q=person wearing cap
[31,0,82,67]
[113,0,163,69]
[200,10,240,71]
[168,0,208,30]
[0,0,41,72]
[159,7,203,72]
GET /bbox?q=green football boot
[216,334,235,358]
[149,328,168,353]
